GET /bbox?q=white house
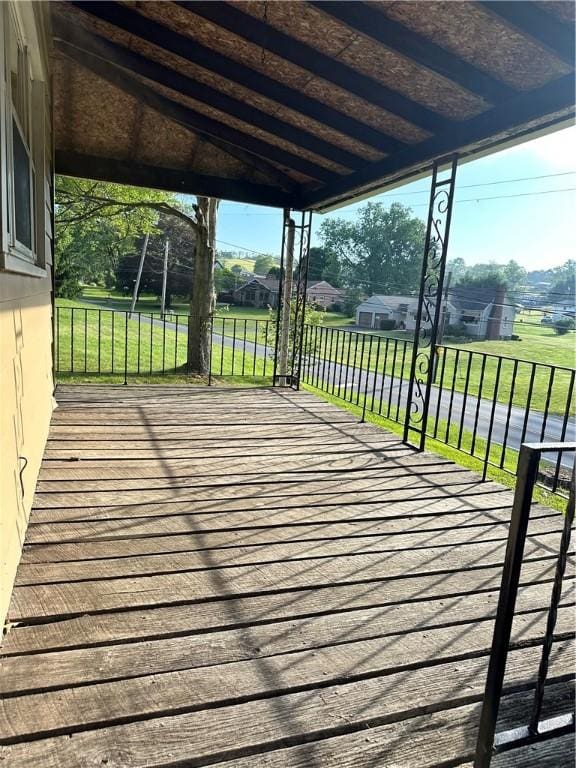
[449,286,517,339]
[356,288,517,339]
[355,294,452,332]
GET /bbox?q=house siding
[0,3,54,628]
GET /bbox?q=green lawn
[56,296,574,415]
[55,302,273,384]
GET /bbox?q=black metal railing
[474,442,575,767]
[54,306,273,383]
[55,308,575,494]
[299,325,575,495]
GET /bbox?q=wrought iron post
[273,208,290,386]
[292,211,313,390]
[403,155,458,450]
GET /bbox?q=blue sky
[215,124,576,271]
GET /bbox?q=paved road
[79,309,575,469]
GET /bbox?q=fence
[54,306,274,383]
[299,324,575,495]
[55,308,575,494]
[474,442,575,767]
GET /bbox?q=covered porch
[0,385,573,766]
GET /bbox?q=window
[0,4,47,276]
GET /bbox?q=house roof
[51,2,575,212]
[449,286,503,311]
[235,277,280,293]
[307,281,342,293]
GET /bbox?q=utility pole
[160,238,169,318]
[129,233,149,316]
[278,218,295,386]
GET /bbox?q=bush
[554,317,576,335]
[444,323,469,339]
[378,319,396,330]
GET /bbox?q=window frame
[0,3,47,278]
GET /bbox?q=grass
[57,295,575,416]
[55,303,274,383]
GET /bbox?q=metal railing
[54,306,273,383]
[54,308,575,494]
[299,325,575,495]
[474,442,575,767]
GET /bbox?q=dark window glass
[12,118,32,250]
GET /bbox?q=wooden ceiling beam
[55,151,296,207]
[185,1,448,134]
[478,1,575,66]
[71,2,406,155]
[53,16,367,172]
[57,40,338,185]
[302,73,575,210]
[312,2,515,105]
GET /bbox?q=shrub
[554,317,576,335]
[444,323,469,339]
[378,319,396,331]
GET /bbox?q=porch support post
[273,209,290,386]
[277,216,296,386]
[291,211,313,390]
[403,155,458,450]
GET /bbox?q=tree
[307,247,328,281]
[253,254,276,275]
[319,202,426,295]
[547,260,576,303]
[188,197,219,374]
[554,317,575,335]
[267,266,281,279]
[55,178,219,375]
[454,259,526,292]
[114,214,196,307]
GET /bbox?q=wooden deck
[0,385,573,767]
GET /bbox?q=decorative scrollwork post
[404,156,458,450]
[291,211,313,389]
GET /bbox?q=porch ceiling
[51,1,576,211]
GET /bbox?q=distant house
[233,277,279,308]
[449,286,517,339]
[356,288,517,339]
[306,280,343,309]
[355,295,440,331]
[233,278,342,310]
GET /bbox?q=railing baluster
[149,313,153,375]
[371,337,382,414]
[357,334,366,406]
[124,311,128,385]
[471,354,488,456]
[553,371,575,492]
[84,308,88,373]
[137,311,141,374]
[231,318,237,376]
[457,351,473,451]
[387,339,398,418]
[519,362,537,447]
[539,366,556,441]
[220,318,225,376]
[321,326,330,392]
[111,311,115,374]
[499,358,518,469]
[162,314,167,375]
[433,344,447,439]
[396,340,408,424]
[377,338,390,416]
[482,357,502,481]
[445,348,459,443]
[242,319,247,376]
[71,308,75,374]
[174,314,179,372]
[56,307,60,373]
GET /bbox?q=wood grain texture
[1,385,572,766]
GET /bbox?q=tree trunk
[187,197,219,374]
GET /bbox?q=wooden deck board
[1,385,573,766]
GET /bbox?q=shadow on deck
[0,385,573,767]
